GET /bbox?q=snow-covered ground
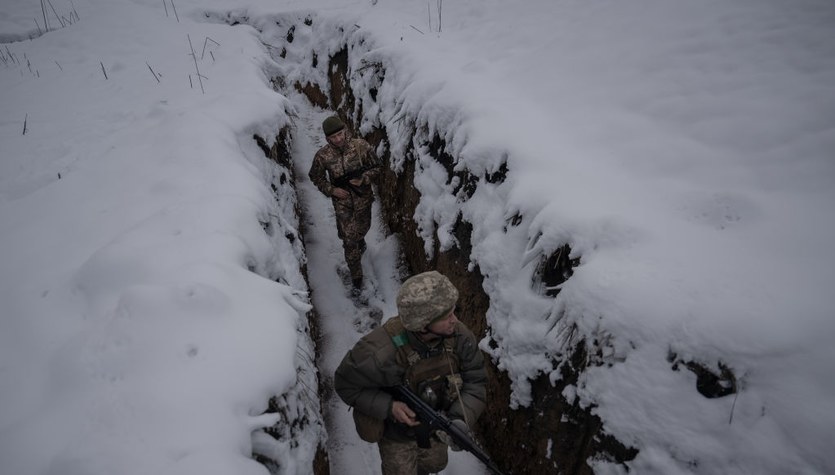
[2,0,834,474]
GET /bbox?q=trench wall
[251,128,331,474]
[273,19,637,474]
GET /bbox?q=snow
[2,0,834,474]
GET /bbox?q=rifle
[389,384,509,475]
[331,164,378,194]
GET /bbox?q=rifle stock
[390,384,509,475]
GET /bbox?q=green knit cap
[322,115,345,136]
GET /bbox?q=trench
[243,12,643,475]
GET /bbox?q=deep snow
[2,0,834,474]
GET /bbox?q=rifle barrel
[392,385,510,475]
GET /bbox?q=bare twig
[6,47,17,65]
[41,0,49,32]
[201,36,220,60]
[187,35,205,93]
[47,0,65,28]
[146,62,160,82]
[54,60,62,70]
[34,18,43,35]
[728,377,739,424]
[163,0,168,17]
[171,0,179,22]
[438,0,443,33]
[23,114,28,135]
[728,391,739,424]
[70,1,79,21]
[410,25,424,34]
[100,61,107,79]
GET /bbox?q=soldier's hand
[331,187,350,200]
[348,176,365,186]
[391,401,419,426]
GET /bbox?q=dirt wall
[256,129,331,475]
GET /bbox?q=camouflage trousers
[333,199,372,282]
[378,436,448,475]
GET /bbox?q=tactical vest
[350,318,465,443]
[383,317,464,411]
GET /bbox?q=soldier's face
[327,129,347,147]
[426,308,457,337]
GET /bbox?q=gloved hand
[435,419,469,451]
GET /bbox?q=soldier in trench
[308,114,381,296]
[334,271,488,475]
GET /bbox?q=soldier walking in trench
[334,271,488,474]
[308,115,381,296]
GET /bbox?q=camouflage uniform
[308,131,380,284]
[334,272,488,474]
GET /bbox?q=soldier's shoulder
[350,137,373,150]
[315,144,335,159]
[356,325,398,356]
[454,322,480,346]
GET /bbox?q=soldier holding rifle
[335,271,505,474]
[308,115,381,295]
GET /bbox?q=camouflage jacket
[308,133,381,210]
[334,317,487,441]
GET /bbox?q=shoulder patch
[391,331,409,348]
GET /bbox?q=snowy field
[2,0,834,474]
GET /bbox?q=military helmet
[397,271,458,331]
[322,115,346,136]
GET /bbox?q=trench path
[289,94,485,475]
